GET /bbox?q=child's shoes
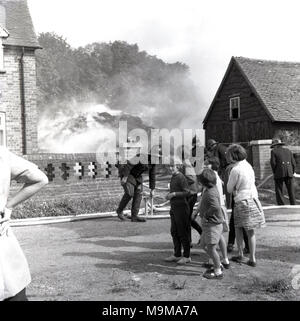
[164,255,182,262]
[203,270,223,279]
[177,257,192,265]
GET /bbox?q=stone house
[0,0,40,155]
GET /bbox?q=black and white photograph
[0,0,300,306]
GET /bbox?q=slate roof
[203,56,300,124]
[0,0,40,48]
[235,56,300,122]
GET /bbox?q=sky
[27,0,300,109]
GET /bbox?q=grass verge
[11,197,121,219]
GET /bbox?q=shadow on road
[63,240,208,277]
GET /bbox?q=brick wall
[250,140,273,180]
[0,47,38,155]
[10,148,299,201]
[23,50,38,154]
[10,153,124,201]
[250,140,300,180]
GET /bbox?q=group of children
[165,156,231,280]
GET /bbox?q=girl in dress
[226,144,265,267]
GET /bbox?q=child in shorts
[196,168,227,279]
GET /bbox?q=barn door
[232,121,238,142]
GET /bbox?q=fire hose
[142,182,200,215]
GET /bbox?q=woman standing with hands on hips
[226,144,265,267]
[0,146,48,301]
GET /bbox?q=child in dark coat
[196,168,225,279]
[165,162,191,265]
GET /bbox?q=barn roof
[0,0,40,49]
[203,56,300,125]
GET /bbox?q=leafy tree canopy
[36,32,198,128]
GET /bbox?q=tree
[36,33,200,129]
[36,33,80,109]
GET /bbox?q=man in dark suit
[116,152,156,222]
[270,138,296,205]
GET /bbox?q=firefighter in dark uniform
[270,138,296,205]
[116,152,156,222]
[206,139,228,181]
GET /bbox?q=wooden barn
[203,57,300,145]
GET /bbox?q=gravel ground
[13,209,300,301]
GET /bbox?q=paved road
[12,209,300,301]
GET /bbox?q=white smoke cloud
[38,104,122,153]
[38,95,205,153]
[38,100,205,153]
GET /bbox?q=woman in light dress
[226,144,265,267]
